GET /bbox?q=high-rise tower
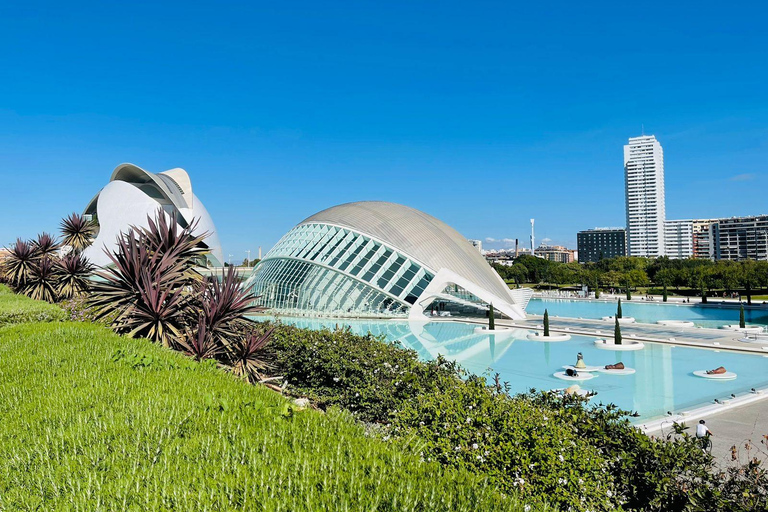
[624,135,666,257]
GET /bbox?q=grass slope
[0,317,530,511]
[0,284,66,326]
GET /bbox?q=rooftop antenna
[530,219,535,257]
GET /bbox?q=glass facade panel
[244,222,440,317]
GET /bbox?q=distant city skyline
[1,2,767,256]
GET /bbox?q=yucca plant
[89,209,210,347]
[227,328,274,383]
[23,257,58,303]
[194,266,264,348]
[2,239,37,289]
[54,252,94,300]
[30,232,61,260]
[138,210,209,281]
[60,213,96,252]
[90,234,196,347]
[177,314,222,361]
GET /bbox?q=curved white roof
[83,163,223,267]
[301,201,512,301]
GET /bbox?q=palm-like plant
[227,328,274,383]
[177,315,222,361]
[60,213,96,252]
[23,257,58,302]
[2,239,37,289]
[30,232,61,260]
[89,209,209,347]
[90,231,197,347]
[54,252,94,300]
[194,266,264,348]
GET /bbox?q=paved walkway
[648,397,768,467]
[705,398,768,465]
[479,315,768,354]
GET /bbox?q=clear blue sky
[1,1,766,258]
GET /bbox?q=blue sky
[1,1,766,258]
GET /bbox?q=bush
[269,323,430,423]
[0,284,66,326]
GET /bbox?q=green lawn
[0,284,66,325]
[0,297,532,510]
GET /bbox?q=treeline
[493,255,768,303]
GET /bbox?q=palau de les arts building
[83,163,224,268]
[244,201,532,320]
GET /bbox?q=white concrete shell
[83,163,223,267]
[246,201,531,319]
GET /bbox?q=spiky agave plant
[177,314,222,361]
[23,257,58,302]
[30,232,61,260]
[2,239,37,289]
[193,266,264,348]
[60,213,96,252]
[227,328,274,383]
[54,252,94,300]
[89,209,209,347]
[138,210,209,278]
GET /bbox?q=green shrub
[0,284,66,325]
[269,323,431,423]
[543,309,550,336]
[0,321,525,511]
[392,370,615,510]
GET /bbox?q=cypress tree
[614,316,622,345]
[489,303,495,330]
[595,287,601,299]
[544,309,550,337]
[617,298,622,319]
[701,283,707,304]
[626,285,631,301]
[739,304,745,329]
[662,284,668,302]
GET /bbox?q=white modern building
[624,135,666,257]
[712,215,768,261]
[244,201,533,320]
[83,163,223,267]
[664,219,694,259]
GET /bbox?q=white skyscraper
[624,135,666,257]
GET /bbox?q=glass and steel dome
[245,201,532,319]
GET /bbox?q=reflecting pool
[260,316,768,422]
[527,298,768,329]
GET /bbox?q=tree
[740,304,746,329]
[488,303,495,330]
[656,268,674,302]
[617,298,622,319]
[614,316,622,345]
[543,309,549,336]
[740,260,757,305]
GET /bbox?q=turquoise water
[264,316,768,422]
[527,298,768,329]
